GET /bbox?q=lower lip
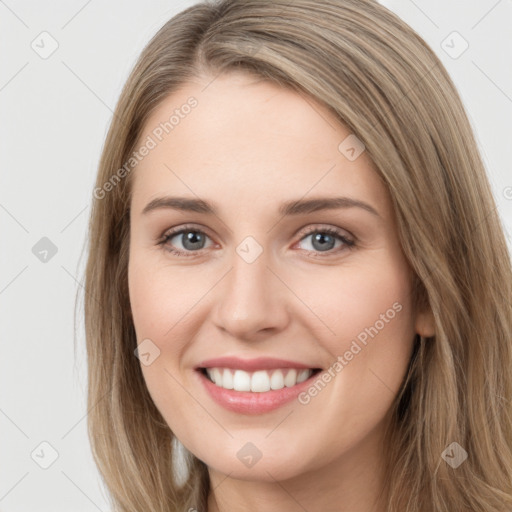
[195,369,319,415]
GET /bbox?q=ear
[414,306,436,338]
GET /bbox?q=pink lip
[196,356,318,372]
[194,368,319,415]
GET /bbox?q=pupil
[184,231,203,249]
[313,233,334,251]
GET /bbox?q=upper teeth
[205,368,313,392]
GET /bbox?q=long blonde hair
[83,0,512,510]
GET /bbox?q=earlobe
[415,307,436,338]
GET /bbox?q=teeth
[233,370,251,391]
[212,368,222,385]
[251,370,270,392]
[296,369,310,383]
[270,369,284,390]
[205,368,314,392]
[222,368,234,389]
[284,369,297,387]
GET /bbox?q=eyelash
[157,224,356,258]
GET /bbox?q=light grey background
[1,1,511,510]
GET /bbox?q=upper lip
[196,356,321,372]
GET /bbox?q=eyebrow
[142,195,380,218]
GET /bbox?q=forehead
[129,72,390,219]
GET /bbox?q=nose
[211,244,291,340]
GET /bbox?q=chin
[197,437,320,483]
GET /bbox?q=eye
[157,224,355,257]
[295,225,355,256]
[158,224,213,256]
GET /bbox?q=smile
[201,367,321,392]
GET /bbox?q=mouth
[197,367,323,392]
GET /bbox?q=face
[127,71,434,483]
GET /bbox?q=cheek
[307,259,414,349]
[128,255,199,417]
[128,254,200,347]
[302,257,416,417]
[128,253,218,409]
[284,262,415,463]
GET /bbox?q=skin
[127,71,435,512]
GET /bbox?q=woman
[83,0,512,510]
